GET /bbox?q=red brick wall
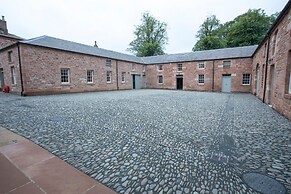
[0,45,22,94]
[252,8,291,119]
[19,44,143,95]
[145,58,252,92]
[0,36,19,49]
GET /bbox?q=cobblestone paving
[0,90,290,194]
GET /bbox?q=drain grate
[243,173,286,194]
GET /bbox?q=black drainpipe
[17,43,24,96]
[212,60,215,92]
[262,36,271,103]
[116,60,119,90]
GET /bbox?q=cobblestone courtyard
[0,90,290,194]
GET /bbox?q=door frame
[221,74,232,93]
[176,75,183,90]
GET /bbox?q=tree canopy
[192,15,225,51]
[193,9,278,51]
[128,12,168,57]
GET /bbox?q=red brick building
[0,1,290,119]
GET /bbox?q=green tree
[192,15,225,51]
[128,12,168,57]
[226,9,276,47]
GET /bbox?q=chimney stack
[0,16,8,34]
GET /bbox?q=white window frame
[242,74,251,85]
[106,71,112,83]
[87,70,94,83]
[11,66,16,85]
[177,64,182,72]
[121,72,126,83]
[106,59,111,67]
[223,61,231,68]
[61,68,70,84]
[132,63,136,71]
[158,65,163,71]
[198,63,205,69]
[158,75,163,84]
[198,74,204,84]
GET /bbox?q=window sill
[198,83,205,85]
[121,81,126,84]
[106,82,112,84]
[61,83,70,85]
[284,94,291,100]
[87,83,94,85]
[242,84,251,86]
[158,83,163,85]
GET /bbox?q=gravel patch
[0,90,290,194]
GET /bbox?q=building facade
[0,1,290,119]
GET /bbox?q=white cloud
[0,0,288,54]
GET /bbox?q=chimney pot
[94,41,98,48]
[1,16,4,21]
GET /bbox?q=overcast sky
[0,0,288,54]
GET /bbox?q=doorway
[256,65,260,96]
[0,68,4,90]
[176,75,183,90]
[132,74,141,89]
[222,74,231,93]
[269,65,275,105]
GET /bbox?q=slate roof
[0,33,23,40]
[142,45,258,64]
[20,36,143,64]
[20,35,257,65]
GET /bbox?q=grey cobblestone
[0,90,290,193]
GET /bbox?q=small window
[61,68,70,83]
[242,74,251,85]
[158,75,163,84]
[198,63,205,69]
[8,51,13,62]
[177,64,182,72]
[158,65,163,71]
[223,61,231,68]
[263,43,267,58]
[132,63,136,71]
[106,59,111,67]
[198,74,204,84]
[143,65,146,72]
[87,70,93,83]
[11,66,16,85]
[121,72,126,83]
[106,71,112,83]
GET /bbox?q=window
[158,75,163,84]
[132,63,136,71]
[61,68,70,83]
[158,65,163,71]
[87,70,93,83]
[177,64,182,72]
[263,43,267,58]
[223,61,231,68]
[198,74,204,84]
[106,71,112,83]
[11,66,16,85]
[198,63,205,69]
[8,51,12,62]
[272,30,278,55]
[143,65,146,72]
[242,74,251,85]
[121,72,126,83]
[106,59,111,67]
